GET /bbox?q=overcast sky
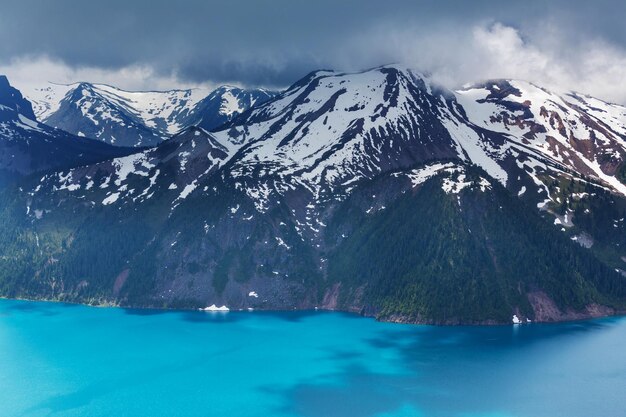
[1,0,626,103]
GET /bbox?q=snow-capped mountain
[187,86,276,132]
[210,66,626,213]
[23,82,276,147]
[457,80,626,197]
[2,66,626,324]
[0,76,135,187]
[30,126,231,210]
[216,67,466,202]
[27,67,485,214]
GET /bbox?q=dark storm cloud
[1,0,626,100]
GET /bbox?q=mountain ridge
[21,81,277,146]
[0,76,137,187]
[1,65,625,324]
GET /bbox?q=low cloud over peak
[1,1,626,104]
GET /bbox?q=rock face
[0,66,625,324]
[527,291,615,322]
[23,82,276,146]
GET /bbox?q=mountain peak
[0,75,10,89]
[0,75,36,121]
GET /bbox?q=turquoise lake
[1,299,625,417]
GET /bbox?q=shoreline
[1,295,624,327]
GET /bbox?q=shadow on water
[247,309,345,322]
[0,299,80,316]
[266,317,625,417]
[123,306,335,324]
[180,310,251,324]
[121,307,172,316]
[122,306,253,324]
[324,347,365,362]
[178,309,340,324]
[263,364,427,417]
[365,317,620,356]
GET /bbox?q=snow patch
[201,305,230,312]
[102,192,120,205]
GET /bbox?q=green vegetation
[0,163,624,324]
[543,175,626,268]
[327,167,626,323]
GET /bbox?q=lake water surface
[1,299,625,417]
